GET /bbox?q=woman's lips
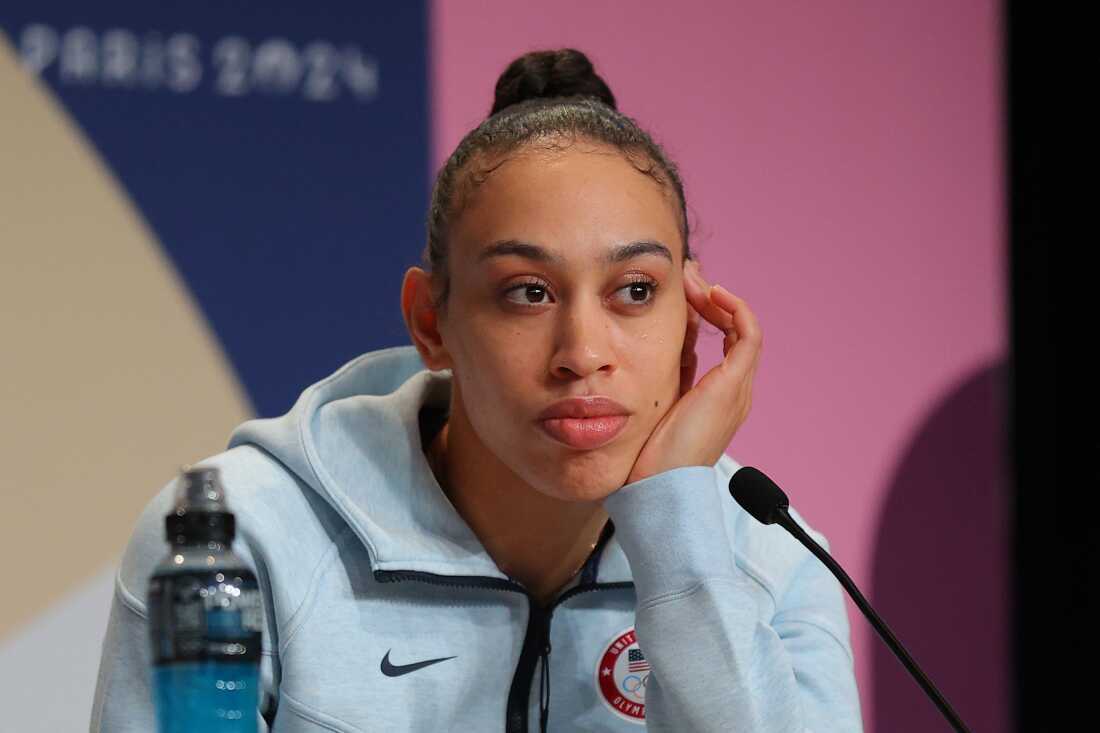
[538,415,629,450]
[536,396,631,450]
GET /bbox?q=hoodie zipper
[536,582,633,731]
[374,568,631,732]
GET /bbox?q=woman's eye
[503,282,552,306]
[502,279,658,308]
[613,280,658,306]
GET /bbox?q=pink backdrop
[433,1,1007,729]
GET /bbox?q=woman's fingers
[683,263,734,331]
[681,262,762,407]
[708,283,762,379]
[679,300,701,394]
[684,264,757,360]
[682,295,701,360]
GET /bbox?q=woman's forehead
[453,146,684,262]
[474,238,675,269]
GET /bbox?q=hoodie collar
[230,345,632,586]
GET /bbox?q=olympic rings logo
[622,673,649,693]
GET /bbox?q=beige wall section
[0,39,254,639]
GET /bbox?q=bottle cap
[175,466,229,513]
[166,466,236,544]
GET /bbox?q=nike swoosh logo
[380,650,456,677]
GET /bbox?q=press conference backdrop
[0,2,1006,731]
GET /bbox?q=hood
[228,345,633,584]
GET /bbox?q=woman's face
[438,141,688,503]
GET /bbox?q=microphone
[729,466,971,733]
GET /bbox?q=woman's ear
[401,267,453,371]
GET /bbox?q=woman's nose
[549,302,615,380]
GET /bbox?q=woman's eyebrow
[608,240,673,264]
[477,239,673,265]
[477,240,562,264]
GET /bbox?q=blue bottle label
[149,569,262,662]
[149,569,262,732]
[154,661,259,733]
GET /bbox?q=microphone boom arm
[774,505,971,733]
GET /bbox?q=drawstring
[538,632,552,732]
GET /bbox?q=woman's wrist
[604,465,738,593]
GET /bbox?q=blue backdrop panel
[1,2,430,416]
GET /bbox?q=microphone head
[728,466,790,525]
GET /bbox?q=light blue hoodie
[91,345,863,732]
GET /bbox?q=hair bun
[491,49,616,116]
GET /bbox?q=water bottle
[148,466,263,732]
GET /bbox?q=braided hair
[423,48,693,309]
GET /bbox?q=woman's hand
[624,259,762,484]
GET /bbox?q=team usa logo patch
[595,627,649,723]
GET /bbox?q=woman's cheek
[643,322,686,410]
[618,317,678,374]
[459,332,540,421]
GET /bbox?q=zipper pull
[539,626,552,732]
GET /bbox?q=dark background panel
[872,361,1010,732]
[1007,1,1091,730]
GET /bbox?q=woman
[92,49,862,732]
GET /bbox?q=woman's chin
[544,482,619,504]
[533,457,632,503]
